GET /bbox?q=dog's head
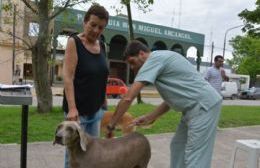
[53,121,88,151]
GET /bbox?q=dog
[101,111,136,137]
[53,121,151,168]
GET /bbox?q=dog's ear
[53,124,63,145]
[53,128,58,145]
[75,124,88,151]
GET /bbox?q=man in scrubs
[106,40,222,168]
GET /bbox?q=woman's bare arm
[63,37,78,120]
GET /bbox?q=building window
[28,22,39,36]
[23,63,33,79]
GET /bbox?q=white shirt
[205,66,223,93]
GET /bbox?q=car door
[255,88,260,99]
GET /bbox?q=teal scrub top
[134,50,222,112]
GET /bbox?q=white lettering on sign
[138,25,162,35]
[107,18,193,40]
[108,19,121,27]
[164,30,192,40]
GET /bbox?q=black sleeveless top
[62,34,109,116]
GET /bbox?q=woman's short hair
[123,40,150,60]
[84,4,109,25]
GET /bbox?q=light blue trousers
[64,108,104,168]
[170,101,222,168]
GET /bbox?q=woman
[62,4,109,168]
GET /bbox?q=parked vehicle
[106,78,128,98]
[221,81,238,99]
[239,87,260,100]
[227,74,250,91]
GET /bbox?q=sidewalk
[1,126,260,168]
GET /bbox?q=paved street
[28,86,260,106]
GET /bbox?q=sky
[70,0,256,62]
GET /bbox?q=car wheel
[231,94,237,100]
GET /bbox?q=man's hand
[129,115,156,127]
[221,68,229,81]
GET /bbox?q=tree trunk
[32,44,53,113]
[31,1,53,113]
[125,2,143,104]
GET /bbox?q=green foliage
[1,105,260,144]
[19,0,94,113]
[237,56,260,83]
[238,0,260,37]
[132,0,154,11]
[228,35,260,84]
[2,3,13,12]
[231,36,260,57]
[115,0,154,13]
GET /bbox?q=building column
[196,50,201,72]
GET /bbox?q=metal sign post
[0,85,32,168]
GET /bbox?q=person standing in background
[205,55,229,94]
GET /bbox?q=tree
[239,0,260,37]
[1,0,154,112]
[228,35,260,84]
[118,0,153,40]
[2,0,92,113]
[238,56,260,84]
[228,0,260,85]
[120,0,154,103]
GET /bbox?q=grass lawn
[0,104,260,144]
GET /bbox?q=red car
[106,78,128,98]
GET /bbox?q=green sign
[107,16,204,44]
[55,8,205,45]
